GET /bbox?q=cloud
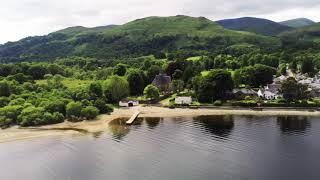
[0,0,319,44]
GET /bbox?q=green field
[36,78,94,90]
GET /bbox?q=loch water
[1,115,320,180]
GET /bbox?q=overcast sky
[1,0,320,44]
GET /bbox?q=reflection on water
[108,118,130,141]
[1,115,320,180]
[145,117,162,129]
[277,116,311,134]
[108,117,163,142]
[193,115,234,138]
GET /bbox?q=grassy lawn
[201,71,210,77]
[187,56,207,62]
[160,93,177,106]
[36,78,95,90]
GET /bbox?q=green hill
[0,15,280,62]
[216,17,292,36]
[279,18,316,28]
[279,23,320,49]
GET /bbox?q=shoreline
[1,106,320,144]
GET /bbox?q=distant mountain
[0,15,279,62]
[279,18,316,28]
[216,17,292,36]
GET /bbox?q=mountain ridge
[216,17,292,36]
[279,18,316,28]
[0,15,280,62]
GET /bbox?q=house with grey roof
[152,74,171,92]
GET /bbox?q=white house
[175,96,192,105]
[258,89,280,100]
[119,100,139,107]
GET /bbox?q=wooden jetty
[126,111,141,125]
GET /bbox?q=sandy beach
[1,106,320,143]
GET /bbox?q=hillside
[0,15,280,62]
[279,23,320,50]
[216,17,292,36]
[279,18,316,28]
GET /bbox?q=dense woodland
[0,15,320,128]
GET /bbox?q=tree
[0,105,23,124]
[127,69,145,96]
[144,84,160,100]
[280,77,309,102]
[278,64,287,76]
[172,69,183,80]
[17,106,45,127]
[182,65,194,82]
[0,97,9,108]
[171,80,184,93]
[195,70,234,103]
[114,63,127,76]
[66,102,83,120]
[81,106,99,120]
[239,64,276,87]
[0,81,11,97]
[301,59,315,75]
[88,82,103,99]
[28,64,47,80]
[41,100,66,115]
[253,64,276,87]
[146,65,161,84]
[103,76,129,102]
[232,70,241,88]
[166,60,187,76]
[94,99,113,114]
[289,61,297,73]
[153,52,166,59]
[47,64,65,76]
[96,68,113,80]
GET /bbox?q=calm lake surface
[1,115,320,180]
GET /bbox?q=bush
[18,106,45,127]
[0,116,13,129]
[144,84,160,100]
[8,98,26,106]
[66,102,83,121]
[52,112,65,123]
[42,100,66,115]
[93,99,113,114]
[81,106,99,120]
[0,105,23,123]
[0,97,9,107]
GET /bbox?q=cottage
[152,74,171,92]
[232,88,257,99]
[119,99,139,107]
[258,89,279,100]
[273,75,287,84]
[175,96,192,105]
[265,84,281,94]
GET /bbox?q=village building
[232,88,257,100]
[175,96,192,105]
[258,89,280,100]
[119,99,139,107]
[265,84,281,94]
[273,75,287,84]
[152,74,171,92]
